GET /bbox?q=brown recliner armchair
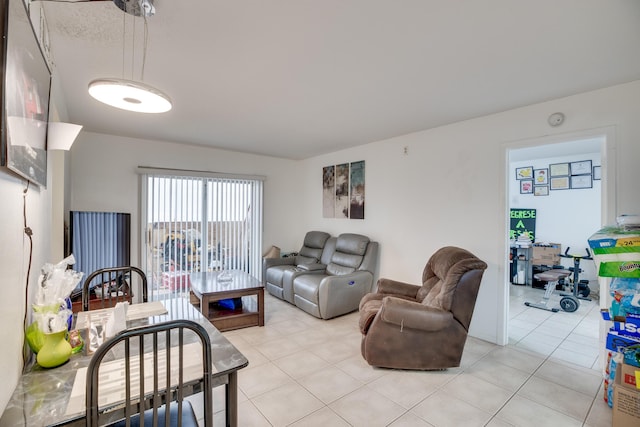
[359,246,487,370]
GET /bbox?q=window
[140,170,263,298]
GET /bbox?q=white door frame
[497,126,617,346]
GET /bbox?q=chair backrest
[417,246,488,319]
[295,231,331,264]
[86,319,213,427]
[82,266,148,311]
[319,237,337,265]
[326,233,376,275]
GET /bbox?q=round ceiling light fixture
[88,78,172,113]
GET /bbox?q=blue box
[611,313,640,339]
[606,329,640,352]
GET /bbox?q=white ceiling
[40,0,640,160]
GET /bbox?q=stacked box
[588,226,640,278]
[589,226,640,319]
[531,242,561,266]
[613,363,640,427]
[591,224,640,410]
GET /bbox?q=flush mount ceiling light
[88,0,171,113]
[88,78,171,113]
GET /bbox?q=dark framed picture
[534,186,549,196]
[0,0,51,188]
[571,174,593,189]
[570,160,592,176]
[519,179,533,194]
[550,176,570,190]
[515,166,534,180]
[593,165,601,180]
[549,162,569,177]
[533,168,548,185]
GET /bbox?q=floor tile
[335,354,387,383]
[466,358,531,392]
[307,338,360,364]
[584,383,612,427]
[237,400,272,426]
[367,370,441,409]
[494,395,582,427]
[289,407,351,427]
[272,349,330,379]
[250,382,324,426]
[550,347,598,370]
[387,411,435,426]
[483,346,545,374]
[253,335,304,360]
[411,391,493,427]
[329,387,406,427]
[485,417,516,426]
[298,365,364,404]
[237,362,293,398]
[517,376,593,421]
[442,373,514,413]
[534,359,602,396]
[288,328,333,348]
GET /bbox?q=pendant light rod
[88,0,171,113]
[113,0,155,17]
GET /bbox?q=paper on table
[65,342,205,417]
[75,301,168,329]
[104,302,128,338]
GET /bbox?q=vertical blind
[141,172,263,298]
[70,211,131,294]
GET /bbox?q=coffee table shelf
[189,271,264,332]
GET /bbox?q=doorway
[503,127,616,369]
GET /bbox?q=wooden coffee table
[189,270,264,331]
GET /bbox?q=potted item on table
[25,255,84,368]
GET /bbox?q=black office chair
[86,319,213,427]
[82,266,148,311]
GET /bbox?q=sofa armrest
[376,278,420,299]
[297,263,326,272]
[263,257,295,269]
[318,271,374,319]
[379,296,453,331]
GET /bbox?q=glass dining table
[0,297,248,427]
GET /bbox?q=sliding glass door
[141,172,263,298]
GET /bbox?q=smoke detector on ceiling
[547,112,565,127]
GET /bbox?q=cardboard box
[611,313,640,340]
[531,243,561,266]
[613,363,640,427]
[606,330,640,352]
[620,363,639,389]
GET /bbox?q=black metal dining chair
[82,266,148,311]
[85,319,213,427]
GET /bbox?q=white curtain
[140,171,263,298]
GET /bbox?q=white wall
[0,169,53,413]
[299,80,640,344]
[0,47,71,408]
[68,132,306,268]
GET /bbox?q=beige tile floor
[189,285,611,426]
